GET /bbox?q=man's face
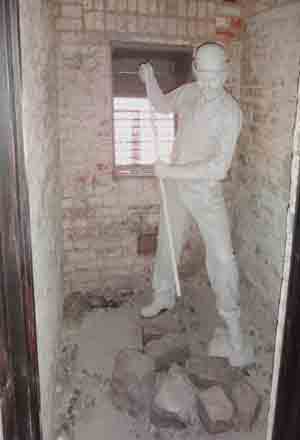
[192,45,227,94]
[193,68,225,93]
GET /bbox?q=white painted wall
[19,1,63,439]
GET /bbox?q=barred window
[111,42,192,177]
[113,97,175,176]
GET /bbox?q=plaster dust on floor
[54,277,272,440]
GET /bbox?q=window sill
[113,165,155,178]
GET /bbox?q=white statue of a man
[138,42,254,367]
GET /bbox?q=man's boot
[208,319,254,368]
[226,318,255,368]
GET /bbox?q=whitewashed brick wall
[234,2,300,334]
[20,1,63,439]
[242,0,300,16]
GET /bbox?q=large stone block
[144,333,190,370]
[197,386,234,434]
[111,349,156,418]
[231,380,261,431]
[186,356,243,388]
[141,309,185,344]
[151,364,200,428]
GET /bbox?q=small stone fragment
[151,364,200,428]
[145,333,190,370]
[140,309,185,344]
[63,291,88,321]
[57,433,69,440]
[111,349,156,418]
[56,384,63,393]
[231,380,261,430]
[142,326,164,346]
[197,386,234,434]
[186,356,243,388]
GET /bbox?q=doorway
[2,1,300,440]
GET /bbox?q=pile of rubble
[63,288,136,323]
[111,315,260,436]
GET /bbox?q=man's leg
[179,181,254,367]
[141,180,190,318]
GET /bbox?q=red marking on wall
[216,30,236,45]
[96,163,105,171]
[78,175,89,184]
[231,17,243,30]
[138,232,157,256]
[185,241,192,251]
[91,174,97,185]
[67,232,74,241]
[215,13,244,45]
[96,163,112,174]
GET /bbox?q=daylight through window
[113,97,175,176]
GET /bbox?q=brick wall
[242,0,300,17]
[56,0,244,295]
[20,1,63,439]
[234,2,300,334]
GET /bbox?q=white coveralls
[146,77,243,350]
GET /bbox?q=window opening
[113,96,175,175]
[111,42,192,177]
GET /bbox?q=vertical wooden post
[0,1,42,439]
[271,76,300,440]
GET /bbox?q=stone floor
[54,278,273,440]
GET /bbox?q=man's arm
[156,107,243,180]
[139,63,183,114]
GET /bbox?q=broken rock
[111,349,156,418]
[145,333,189,370]
[186,356,242,388]
[151,364,200,429]
[197,385,234,434]
[141,309,185,345]
[231,380,261,430]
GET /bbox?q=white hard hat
[194,43,227,72]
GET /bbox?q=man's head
[192,43,228,93]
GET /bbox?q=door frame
[270,75,300,440]
[0,1,42,439]
[1,1,300,440]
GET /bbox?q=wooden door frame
[0,1,42,439]
[0,1,300,440]
[271,77,300,439]
[272,190,300,439]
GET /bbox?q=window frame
[112,96,176,177]
[110,41,192,178]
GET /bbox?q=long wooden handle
[159,178,182,298]
[150,106,181,298]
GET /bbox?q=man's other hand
[138,63,154,84]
